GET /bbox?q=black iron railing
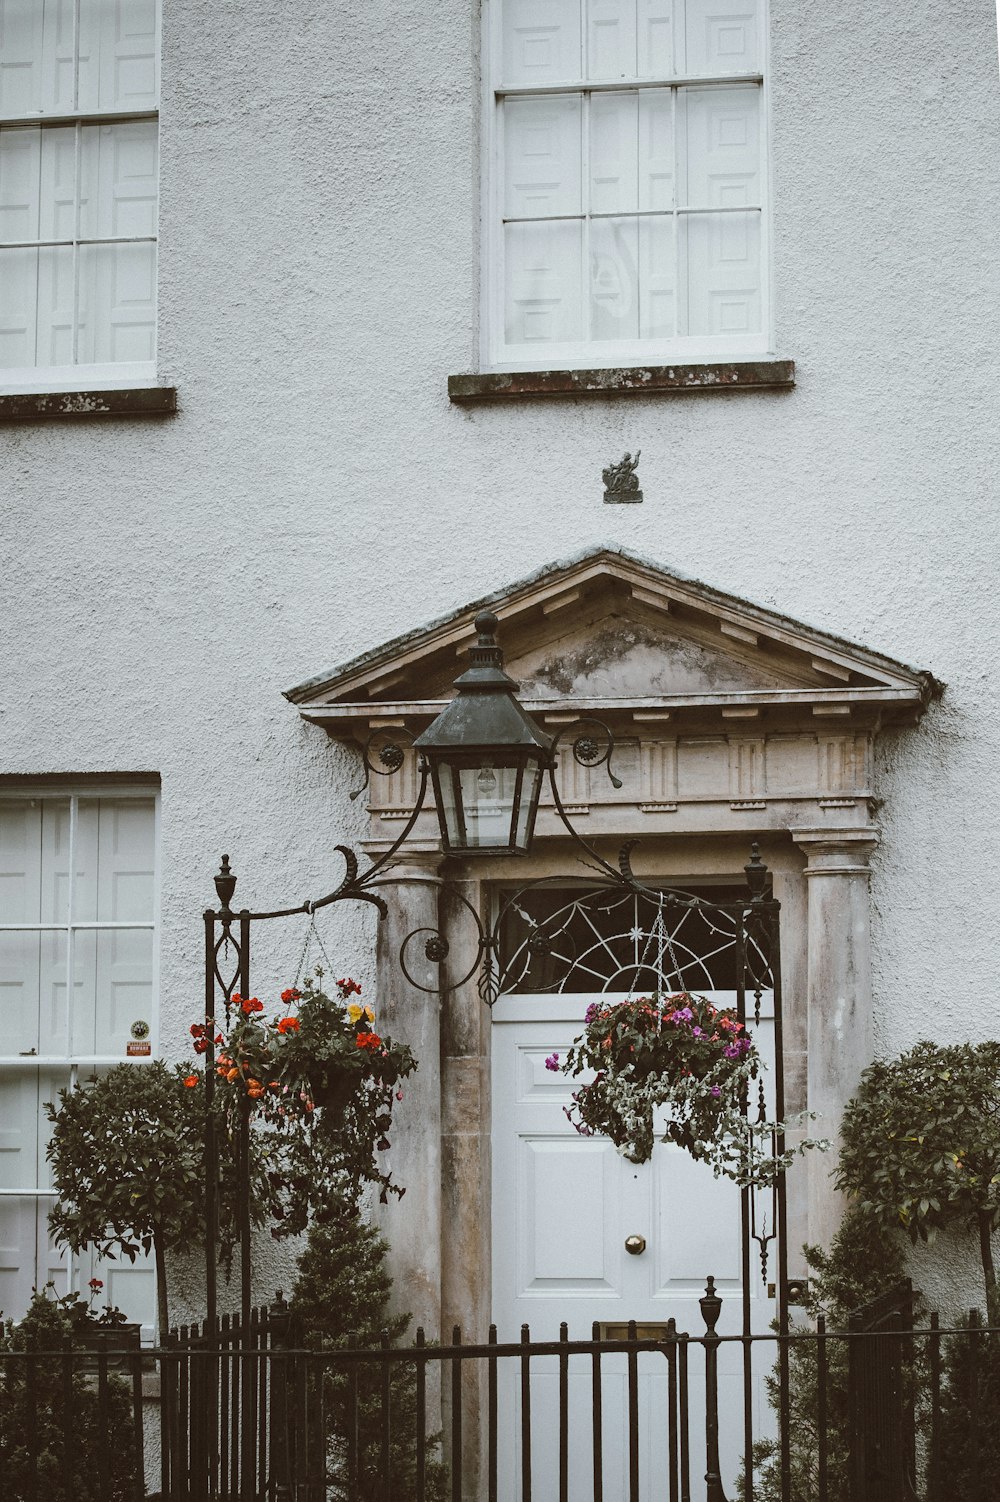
[3,1286,998,1502]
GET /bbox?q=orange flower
[183,1074,199,1088]
[276,1016,300,1035]
[226,1067,239,1082]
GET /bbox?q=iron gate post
[701,1277,730,1502]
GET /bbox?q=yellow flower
[347,1003,375,1023]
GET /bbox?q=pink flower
[544,1052,560,1072]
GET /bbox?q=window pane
[0,0,75,117]
[591,215,639,340]
[0,125,42,241]
[505,220,583,345]
[588,0,637,81]
[590,92,638,214]
[682,85,760,208]
[77,0,159,113]
[79,120,157,239]
[504,96,582,218]
[73,797,156,923]
[0,930,68,1057]
[74,926,153,1056]
[640,214,675,336]
[77,240,155,362]
[502,0,581,85]
[684,0,761,75]
[638,0,675,76]
[639,89,673,208]
[682,208,761,335]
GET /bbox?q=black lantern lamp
[414,610,553,856]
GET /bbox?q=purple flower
[724,1043,740,1059]
[584,1003,599,1024]
[710,1085,722,1098]
[544,1052,560,1072]
[670,1006,694,1024]
[692,1026,702,1037]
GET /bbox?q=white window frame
[480,0,774,372]
[0,1,162,395]
[0,782,161,1327]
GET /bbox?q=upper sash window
[485,0,768,370]
[0,0,160,393]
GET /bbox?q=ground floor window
[0,786,158,1332]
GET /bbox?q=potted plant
[551,991,824,1185]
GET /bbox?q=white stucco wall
[3,0,1000,1315]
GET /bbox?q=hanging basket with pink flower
[551,992,825,1187]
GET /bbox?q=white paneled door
[492,992,775,1501]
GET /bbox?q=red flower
[241,996,264,1015]
[190,1023,205,1038]
[280,987,301,1004]
[276,1016,300,1035]
[193,1038,208,1054]
[337,978,362,998]
[88,1278,103,1290]
[183,1074,199,1088]
[355,1031,382,1052]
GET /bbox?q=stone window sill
[0,387,177,422]
[448,360,794,403]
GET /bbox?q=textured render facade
[2,0,1000,1331]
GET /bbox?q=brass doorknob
[624,1234,646,1256]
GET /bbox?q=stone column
[791,826,879,1251]
[374,853,443,1339]
[440,873,491,1501]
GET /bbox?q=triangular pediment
[285,548,938,737]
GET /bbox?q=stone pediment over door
[285,547,939,842]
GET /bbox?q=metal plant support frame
[201,716,790,1502]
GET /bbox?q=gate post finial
[744,842,768,902]
[214,853,237,912]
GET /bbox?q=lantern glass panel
[432,752,545,854]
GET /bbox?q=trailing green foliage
[749,1211,911,1502]
[290,1201,447,1501]
[836,1040,1000,1319]
[0,1290,138,1502]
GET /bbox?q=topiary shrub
[289,1199,447,1501]
[0,1289,138,1502]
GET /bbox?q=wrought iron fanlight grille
[496,881,775,997]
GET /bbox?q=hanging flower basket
[188,974,417,1217]
[552,992,824,1186]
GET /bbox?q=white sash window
[0,788,159,1333]
[485,0,769,369]
[0,0,160,393]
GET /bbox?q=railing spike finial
[700,1275,723,1333]
[744,841,768,902]
[214,853,237,911]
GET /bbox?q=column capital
[792,825,879,876]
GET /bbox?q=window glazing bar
[0,1056,154,1068]
[496,74,762,97]
[502,206,761,224]
[0,237,158,251]
[0,110,158,129]
[0,921,155,931]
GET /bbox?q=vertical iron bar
[451,1325,463,1502]
[97,1349,111,1502]
[679,1334,691,1502]
[735,913,753,1502]
[817,1313,828,1502]
[520,1323,532,1502]
[259,1307,269,1496]
[700,1281,728,1502]
[416,1327,427,1502]
[969,1310,982,1502]
[297,1333,309,1498]
[348,1367,359,1496]
[26,1351,38,1502]
[591,1321,603,1502]
[62,1350,75,1500]
[130,1346,144,1502]
[488,1324,498,1502]
[230,1321,240,1500]
[666,1321,679,1502]
[384,1329,394,1502]
[559,1322,569,1502]
[627,1318,640,1502]
[238,912,253,1502]
[769,901,791,1502]
[203,907,218,1333]
[220,1313,231,1499]
[928,1312,941,1502]
[179,1332,189,1502]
